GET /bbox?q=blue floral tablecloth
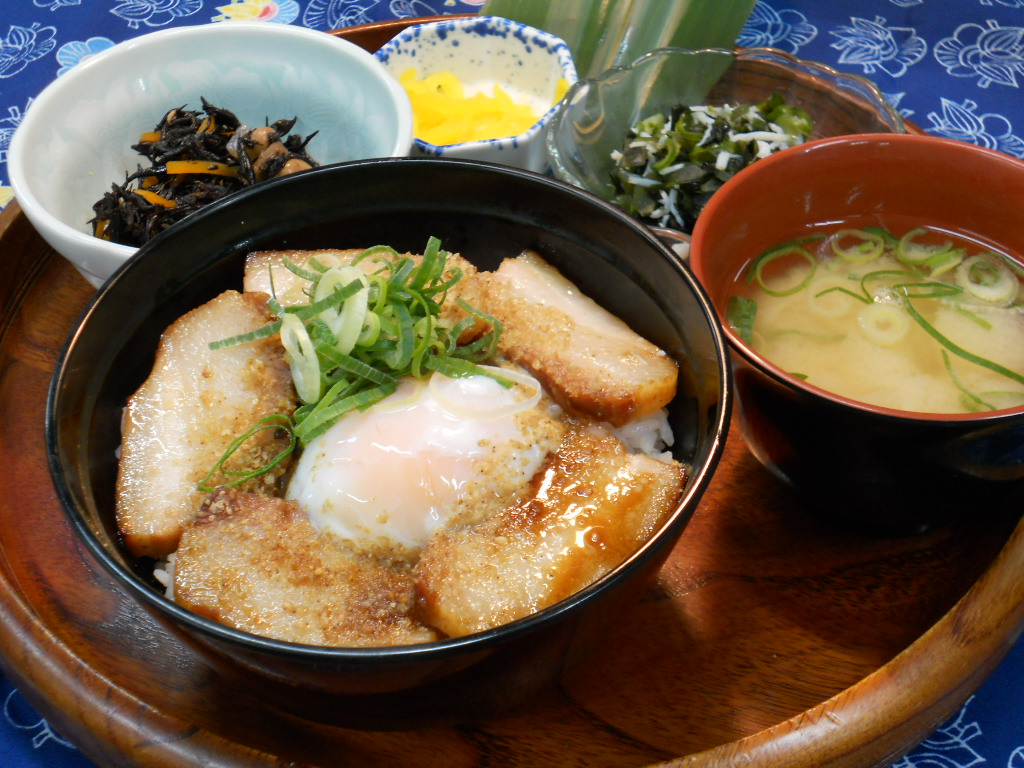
[1,1,1023,766]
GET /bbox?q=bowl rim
[8,21,414,268]
[546,45,906,188]
[374,14,579,153]
[691,131,1024,424]
[46,155,733,661]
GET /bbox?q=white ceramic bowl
[8,22,413,288]
[374,15,577,172]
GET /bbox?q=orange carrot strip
[138,130,161,143]
[164,160,240,177]
[133,189,177,208]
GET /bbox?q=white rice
[613,407,675,462]
[153,552,176,599]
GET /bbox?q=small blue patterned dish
[375,15,577,173]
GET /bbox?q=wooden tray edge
[1,17,1017,768]
[666,517,1024,768]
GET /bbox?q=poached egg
[286,371,563,555]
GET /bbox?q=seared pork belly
[174,489,438,647]
[415,424,685,637]
[243,249,367,305]
[243,248,482,338]
[116,290,296,558]
[460,250,678,426]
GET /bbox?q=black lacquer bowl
[46,158,731,730]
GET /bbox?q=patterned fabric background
[0,1,1022,766]
[738,1,1024,155]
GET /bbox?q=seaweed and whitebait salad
[610,93,812,234]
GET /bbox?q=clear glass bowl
[546,47,905,229]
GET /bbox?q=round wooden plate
[2,21,1023,768]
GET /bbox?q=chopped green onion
[830,228,884,263]
[902,297,1024,387]
[750,245,816,297]
[409,235,443,290]
[861,226,897,245]
[814,285,871,304]
[314,266,369,354]
[357,310,381,346]
[315,342,395,386]
[353,244,401,264]
[280,313,321,404]
[453,300,503,361]
[897,228,944,264]
[294,381,398,444]
[995,251,1024,281]
[282,256,324,284]
[952,303,993,330]
[857,302,910,346]
[286,279,362,322]
[956,253,1019,306]
[208,319,283,350]
[977,390,1024,410]
[197,414,296,492]
[209,236,503,446]
[424,354,510,385]
[726,295,757,344]
[860,269,963,300]
[941,350,996,412]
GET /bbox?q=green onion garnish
[210,236,502,446]
[198,414,297,492]
[749,245,817,297]
[726,295,757,344]
[830,228,885,263]
[941,350,995,412]
[902,297,1024,388]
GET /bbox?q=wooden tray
[2,22,1024,768]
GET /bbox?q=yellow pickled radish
[399,68,550,145]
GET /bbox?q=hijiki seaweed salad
[610,93,812,234]
[91,98,320,247]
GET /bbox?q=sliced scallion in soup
[726,224,1024,413]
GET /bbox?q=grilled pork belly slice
[243,248,482,338]
[459,250,678,426]
[244,249,366,305]
[116,290,296,559]
[174,489,438,647]
[415,424,685,637]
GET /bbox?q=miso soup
[726,224,1024,413]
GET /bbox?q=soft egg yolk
[286,374,542,551]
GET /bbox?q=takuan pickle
[399,68,563,145]
[91,98,319,246]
